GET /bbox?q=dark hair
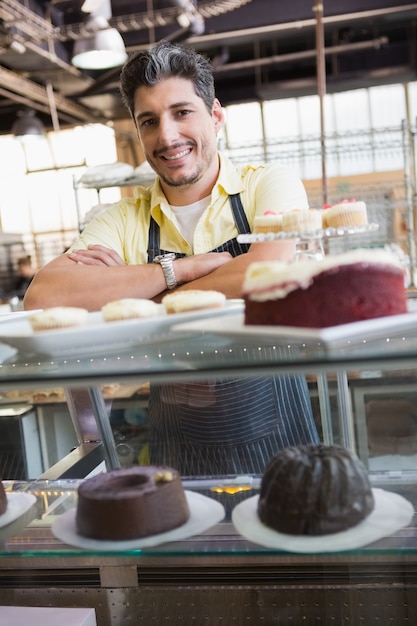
[120,41,215,119]
[17,255,32,267]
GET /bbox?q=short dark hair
[120,41,215,119]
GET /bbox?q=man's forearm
[24,262,167,311]
[177,240,295,298]
[23,249,235,311]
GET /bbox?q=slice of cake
[242,248,407,328]
[76,466,190,541]
[257,444,375,535]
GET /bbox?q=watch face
[154,253,176,263]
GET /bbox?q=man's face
[133,77,224,193]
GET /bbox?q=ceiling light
[11,109,46,139]
[71,14,127,70]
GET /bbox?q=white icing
[243,248,403,301]
[102,298,161,319]
[325,201,367,226]
[162,290,226,313]
[329,200,366,212]
[29,307,88,329]
[282,209,322,232]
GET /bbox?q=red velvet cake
[76,466,190,541]
[257,444,375,535]
[242,249,407,328]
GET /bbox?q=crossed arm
[23,240,294,312]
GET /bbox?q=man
[13,255,35,299]
[25,41,319,475]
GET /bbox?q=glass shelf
[1,477,416,559]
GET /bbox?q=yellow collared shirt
[70,153,308,264]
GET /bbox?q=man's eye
[177,109,191,117]
[141,119,155,128]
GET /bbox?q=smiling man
[24,41,319,475]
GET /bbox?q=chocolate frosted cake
[257,444,375,535]
[76,466,190,541]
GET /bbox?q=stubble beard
[154,139,216,190]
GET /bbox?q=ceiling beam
[0,66,104,124]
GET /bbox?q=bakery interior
[0,0,417,624]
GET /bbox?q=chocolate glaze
[76,466,190,540]
[257,444,375,535]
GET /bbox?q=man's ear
[212,98,225,133]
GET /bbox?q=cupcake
[253,211,283,234]
[323,200,368,228]
[281,208,323,233]
[101,298,162,322]
[28,307,89,332]
[162,289,226,314]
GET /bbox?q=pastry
[242,248,407,328]
[162,289,226,314]
[258,444,375,535]
[102,298,161,321]
[76,466,190,541]
[28,307,88,332]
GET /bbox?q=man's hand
[174,251,232,283]
[67,245,126,266]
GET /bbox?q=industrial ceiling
[0,0,416,135]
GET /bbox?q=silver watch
[153,253,177,289]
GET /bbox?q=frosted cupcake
[282,209,323,233]
[28,307,89,332]
[323,200,368,228]
[162,289,226,314]
[102,298,162,322]
[253,211,283,234]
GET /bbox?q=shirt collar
[216,152,244,196]
[141,151,243,214]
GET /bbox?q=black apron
[146,194,319,476]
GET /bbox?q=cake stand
[237,223,380,261]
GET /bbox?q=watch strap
[154,254,177,289]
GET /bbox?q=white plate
[52,491,225,551]
[0,492,37,542]
[0,301,243,357]
[231,489,414,553]
[172,309,417,351]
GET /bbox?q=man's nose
[158,116,179,143]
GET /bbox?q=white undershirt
[170,196,211,249]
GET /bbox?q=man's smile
[161,148,192,161]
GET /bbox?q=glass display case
[0,305,416,625]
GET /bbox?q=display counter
[0,313,416,624]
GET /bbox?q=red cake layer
[244,262,407,328]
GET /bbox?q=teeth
[164,149,190,161]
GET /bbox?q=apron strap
[147,193,251,263]
[229,193,251,234]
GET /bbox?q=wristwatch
[153,253,177,289]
